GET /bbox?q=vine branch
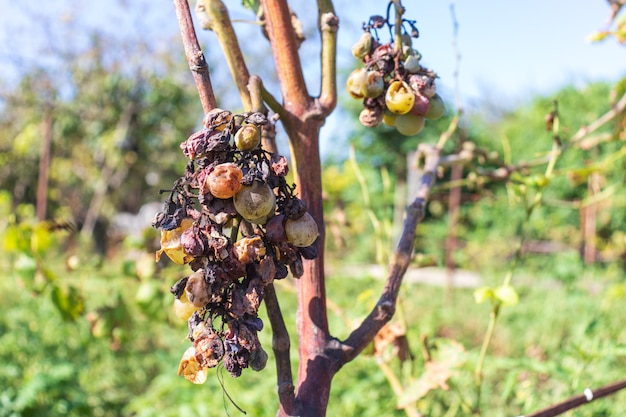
[523,378,626,417]
[391,0,404,54]
[264,284,296,415]
[570,89,626,145]
[257,77,289,122]
[317,1,338,116]
[201,0,253,111]
[261,0,311,131]
[339,142,442,363]
[173,0,217,113]
[436,89,626,188]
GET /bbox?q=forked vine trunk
[172,0,438,415]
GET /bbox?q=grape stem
[391,0,404,54]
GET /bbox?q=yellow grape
[385,81,415,115]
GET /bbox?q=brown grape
[205,163,243,199]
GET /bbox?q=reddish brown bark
[174,1,436,415]
[289,122,334,417]
[260,0,334,414]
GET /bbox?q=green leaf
[566,166,601,184]
[40,264,57,283]
[50,284,85,321]
[135,281,162,316]
[31,224,54,253]
[122,259,136,277]
[3,224,31,253]
[12,123,39,157]
[473,286,494,304]
[494,285,519,306]
[0,190,11,217]
[525,174,550,189]
[587,31,609,42]
[241,0,260,13]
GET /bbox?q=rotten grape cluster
[346,12,445,136]
[151,108,319,382]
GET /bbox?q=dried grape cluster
[152,108,319,382]
[346,11,445,136]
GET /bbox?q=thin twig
[317,2,338,116]
[248,75,266,114]
[173,0,217,113]
[391,0,404,54]
[449,3,462,112]
[569,90,626,145]
[248,75,280,154]
[349,145,386,264]
[523,378,626,417]
[258,79,289,122]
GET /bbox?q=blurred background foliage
[1,1,626,416]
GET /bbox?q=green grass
[1,247,626,417]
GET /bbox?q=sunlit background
[1,1,626,416]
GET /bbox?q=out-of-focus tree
[0,33,201,251]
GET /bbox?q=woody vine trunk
[172,0,431,415]
[171,1,626,415]
[260,0,337,413]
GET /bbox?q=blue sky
[1,0,623,160]
[1,0,623,104]
[429,1,624,103]
[0,0,624,155]
[334,0,625,105]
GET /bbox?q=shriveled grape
[205,163,243,199]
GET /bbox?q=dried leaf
[398,340,466,408]
[178,346,208,384]
[373,322,411,362]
